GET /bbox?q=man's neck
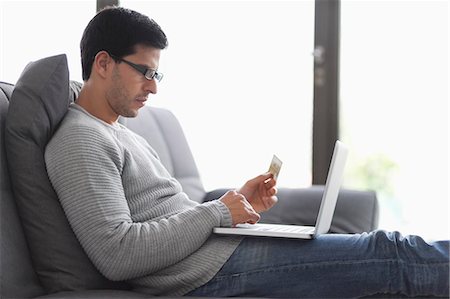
[76,82,119,124]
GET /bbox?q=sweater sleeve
[45,125,232,281]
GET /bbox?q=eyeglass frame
[110,54,163,82]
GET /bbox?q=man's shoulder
[48,105,115,149]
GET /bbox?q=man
[45,6,449,298]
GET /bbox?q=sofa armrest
[203,186,379,234]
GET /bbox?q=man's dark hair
[80,6,168,81]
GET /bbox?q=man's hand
[219,190,260,226]
[238,173,278,213]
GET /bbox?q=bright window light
[121,0,315,191]
[0,0,95,83]
[340,0,449,240]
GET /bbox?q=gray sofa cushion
[4,54,127,293]
[1,81,45,298]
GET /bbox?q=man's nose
[144,79,157,94]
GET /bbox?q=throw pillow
[5,54,128,293]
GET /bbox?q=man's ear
[92,51,113,79]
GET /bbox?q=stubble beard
[106,68,139,118]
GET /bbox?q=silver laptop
[213,140,348,239]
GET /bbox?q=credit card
[268,154,282,180]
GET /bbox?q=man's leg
[186,230,449,298]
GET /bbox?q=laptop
[213,140,348,239]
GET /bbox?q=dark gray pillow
[5,54,128,293]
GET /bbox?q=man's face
[106,45,161,118]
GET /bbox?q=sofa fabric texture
[1,81,46,298]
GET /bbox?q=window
[0,1,95,83]
[4,0,445,239]
[340,0,449,240]
[121,0,315,190]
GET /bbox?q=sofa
[0,54,379,299]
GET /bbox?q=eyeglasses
[110,54,163,82]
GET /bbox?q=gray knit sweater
[45,104,242,296]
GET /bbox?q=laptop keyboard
[253,224,314,234]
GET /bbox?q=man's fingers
[268,195,278,205]
[242,197,260,223]
[220,190,262,225]
[248,172,273,186]
[240,195,260,224]
[261,195,278,210]
[261,172,274,184]
[246,210,260,224]
[269,187,277,196]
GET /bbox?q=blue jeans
[186,230,449,298]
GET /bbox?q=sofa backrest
[120,107,206,203]
[0,81,46,298]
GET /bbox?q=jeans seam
[212,258,448,281]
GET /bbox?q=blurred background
[1,0,448,240]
